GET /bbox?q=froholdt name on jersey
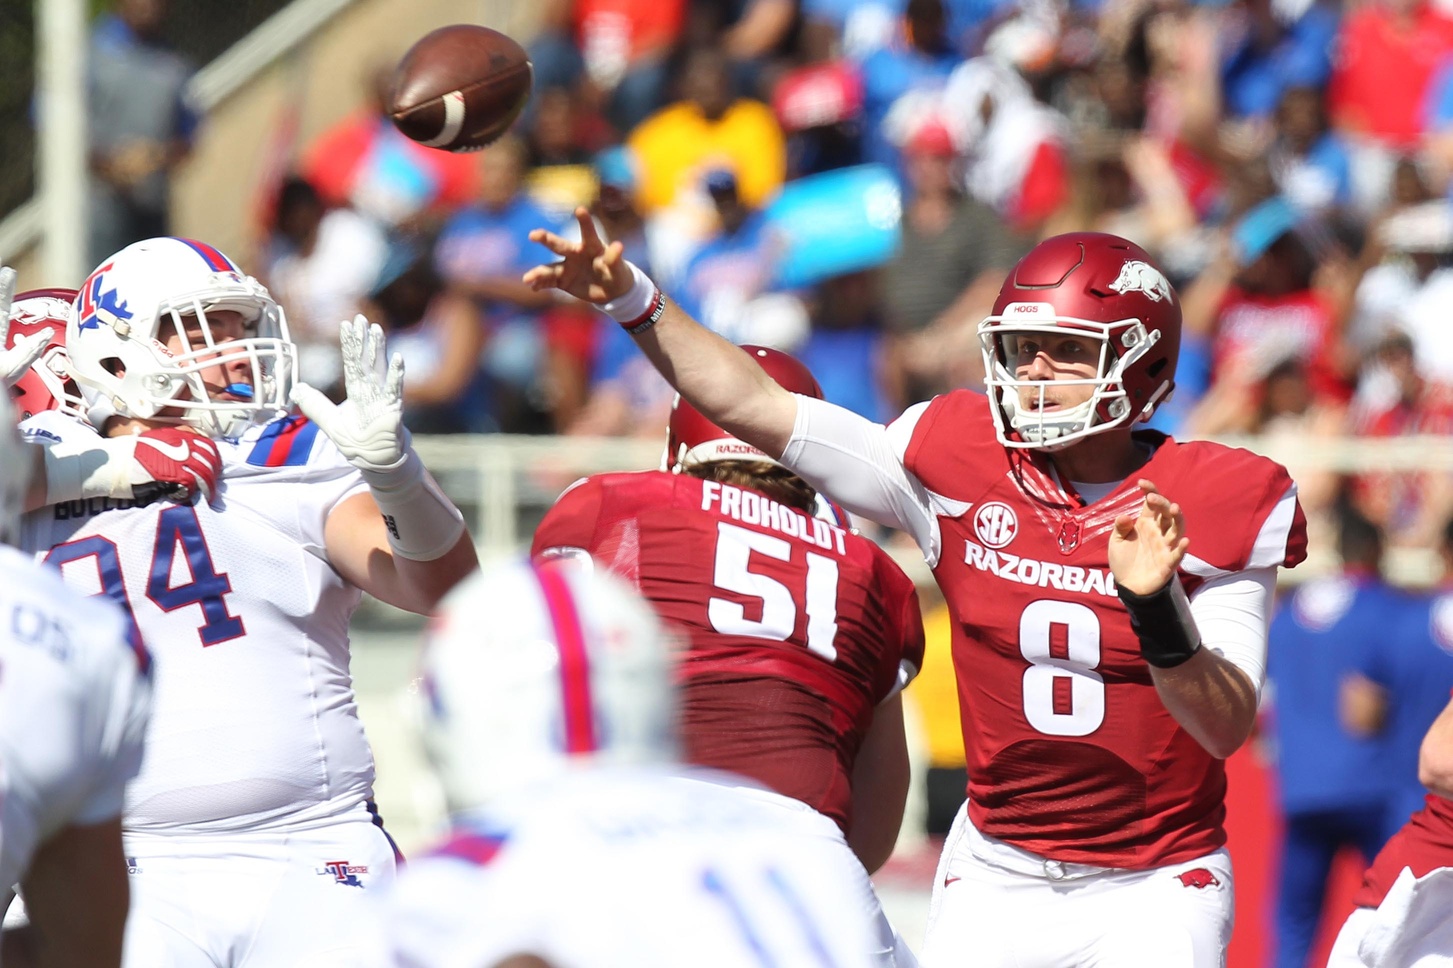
[700,481,848,555]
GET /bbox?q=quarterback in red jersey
[1328,693,1453,967]
[532,346,925,968]
[524,213,1307,967]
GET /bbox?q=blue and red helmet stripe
[533,561,598,754]
[246,416,318,467]
[173,237,239,273]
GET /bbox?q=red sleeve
[531,477,605,558]
[900,391,1004,498]
[1160,442,1308,574]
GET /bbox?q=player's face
[1003,332,1102,411]
[162,310,256,401]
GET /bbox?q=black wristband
[1117,576,1202,668]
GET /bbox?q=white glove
[291,315,409,478]
[0,267,53,388]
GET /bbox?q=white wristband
[600,261,657,324]
[360,449,467,561]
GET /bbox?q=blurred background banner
[766,162,901,288]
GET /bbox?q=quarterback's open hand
[0,266,53,388]
[1108,479,1188,596]
[291,315,406,473]
[523,207,633,305]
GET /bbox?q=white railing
[410,432,1453,589]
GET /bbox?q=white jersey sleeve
[0,545,151,887]
[781,395,944,564]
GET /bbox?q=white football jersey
[0,543,151,889]
[19,411,375,834]
[372,766,879,968]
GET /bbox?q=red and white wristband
[601,261,667,336]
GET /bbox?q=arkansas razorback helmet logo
[1176,868,1221,890]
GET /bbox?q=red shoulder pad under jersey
[897,391,1013,502]
[1143,438,1307,576]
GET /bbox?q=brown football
[388,25,533,152]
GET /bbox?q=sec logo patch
[974,502,1018,549]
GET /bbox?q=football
[388,24,533,152]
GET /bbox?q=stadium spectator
[527,0,687,133]
[1346,333,1453,548]
[262,176,387,394]
[1347,200,1453,358]
[800,269,892,422]
[1266,509,1400,968]
[301,63,477,233]
[1218,0,1338,122]
[1345,516,1453,832]
[627,47,787,217]
[772,60,867,177]
[880,117,1024,406]
[673,169,784,343]
[87,0,200,267]
[363,242,488,435]
[858,0,963,173]
[1182,195,1353,411]
[434,137,558,433]
[1268,85,1355,216]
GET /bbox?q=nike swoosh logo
[943,876,961,887]
[137,438,192,462]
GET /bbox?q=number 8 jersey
[19,412,375,835]
[532,469,925,834]
[896,391,1307,868]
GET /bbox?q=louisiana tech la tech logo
[76,263,134,333]
[1108,260,1174,303]
[973,502,1018,549]
[316,859,368,887]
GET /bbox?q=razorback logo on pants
[1176,868,1220,889]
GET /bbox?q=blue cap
[594,147,638,191]
[703,167,739,195]
[1233,196,1300,266]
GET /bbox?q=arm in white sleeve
[1187,566,1276,703]
[779,395,944,565]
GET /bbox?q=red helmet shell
[8,288,84,420]
[666,345,823,471]
[984,233,1180,443]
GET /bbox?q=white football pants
[920,802,1234,968]
[122,802,400,968]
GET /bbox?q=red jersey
[531,470,925,833]
[899,391,1307,868]
[1355,793,1453,908]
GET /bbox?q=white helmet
[67,238,297,439]
[0,390,22,544]
[420,558,679,814]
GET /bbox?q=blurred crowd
[228,0,1453,561]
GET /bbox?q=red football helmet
[665,345,823,471]
[978,232,1180,450]
[8,288,85,420]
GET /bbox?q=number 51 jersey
[19,413,375,835]
[898,391,1307,869]
[532,470,925,834]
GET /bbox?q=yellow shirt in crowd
[627,99,787,213]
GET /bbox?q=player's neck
[103,415,166,438]
[1047,430,1149,485]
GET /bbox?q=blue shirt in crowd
[1268,572,1403,816]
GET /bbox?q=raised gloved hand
[291,315,408,476]
[0,267,54,388]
